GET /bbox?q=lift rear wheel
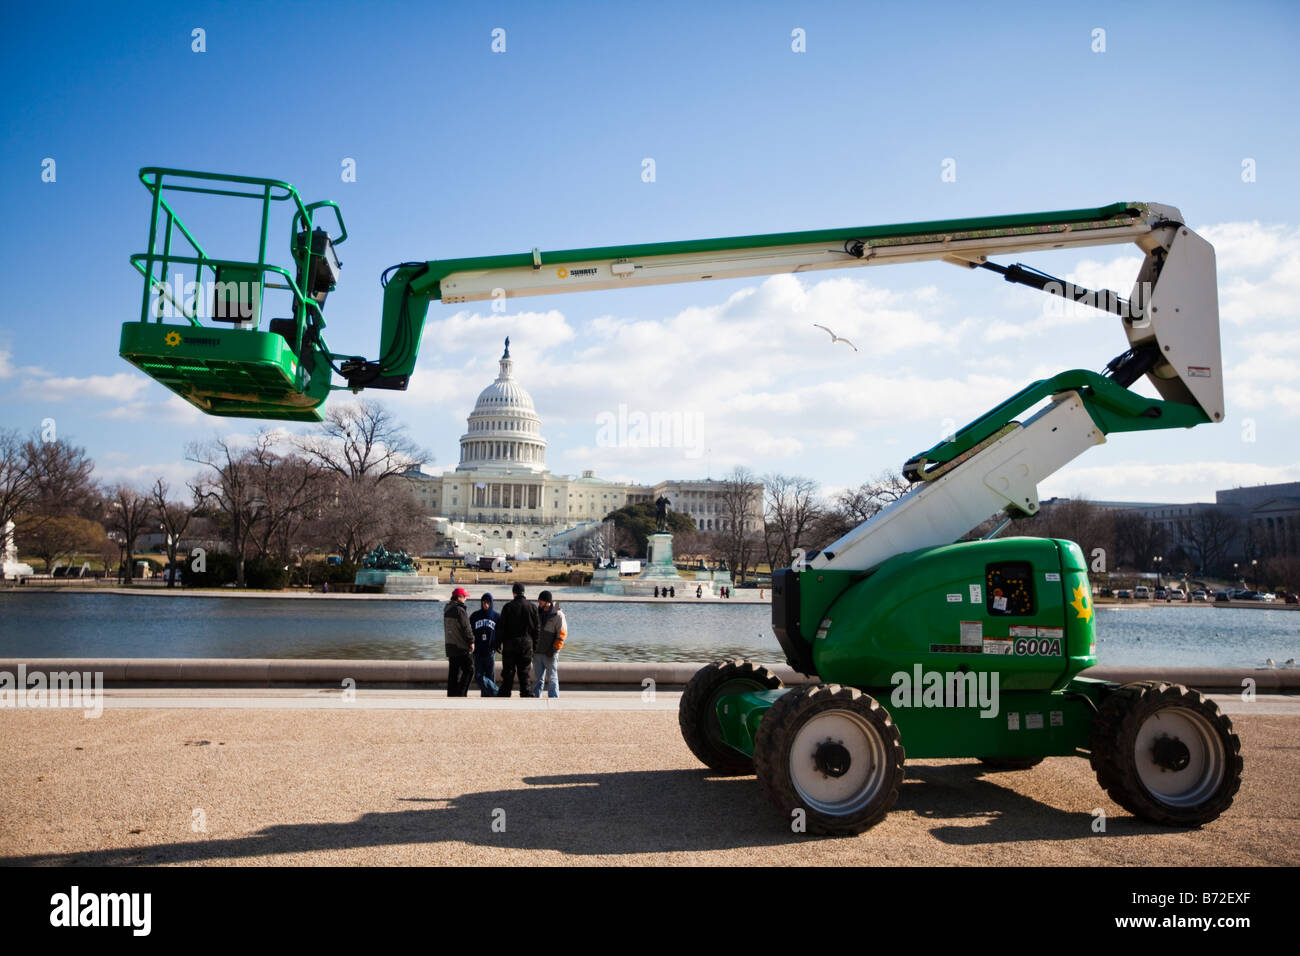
[679,659,783,775]
[1089,681,1242,826]
[754,684,904,835]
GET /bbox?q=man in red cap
[443,587,474,697]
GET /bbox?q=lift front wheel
[679,659,783,775]
[1090,681,1242,826]
[754,684,904,835]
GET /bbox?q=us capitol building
[400,340,762,557]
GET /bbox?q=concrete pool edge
[1,658,1296,692]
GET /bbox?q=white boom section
[809,392,1106,572]
[438,223,1156,303]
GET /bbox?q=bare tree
[1177,509,1242,576]
[0,428,37,550]
[247,447,326,564]
[809,470,914,549]
[314,472,433,564]
[24,434,96,517]
[1112,511,1168,571]
[151,477,198,588]
[763,473,823,572]
[717,466,763,584]
[1007,498,1115,570]
[188,435,268,588]
[6,431,97,557]
[105,484,152,583]
[296,398,430,484]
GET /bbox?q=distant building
[1218,482,1300,559]
[1080,478,1300,564]
[401,340,762,556]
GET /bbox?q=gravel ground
[1,698,1294,866]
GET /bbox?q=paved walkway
[2,691,1294,866]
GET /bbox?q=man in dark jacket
[443,587,475,697]
[496,582,539,697]
[469,592,500,697]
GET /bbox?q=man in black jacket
[496,582,539,697]
[443,587,475,697]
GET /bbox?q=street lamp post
[109,532,125,585]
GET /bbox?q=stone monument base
[354,570,439,594]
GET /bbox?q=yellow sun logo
[1069,584,1092,622]
[164,330,182,347]
[556,267,569,279]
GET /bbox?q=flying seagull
[813,323,858,351]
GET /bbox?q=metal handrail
[130,168,344,357]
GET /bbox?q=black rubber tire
[977,756,1046,770]
[1089,681,1243,826]
[678,659,783,776]
[753,683,905,835]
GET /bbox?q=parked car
[1133,585,1151,600]
[1214,590,1230,602]
[1167,587,1185,601]
[1285,593,1299,605]
[1154,587,1167,600]
[1099,587,1114,597]
[1117,589,1131,599]
[1192,589,1208,602]
[1259,592,1277,602]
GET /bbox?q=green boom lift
[122,168,1241,833]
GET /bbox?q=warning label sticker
[1044,572,1060,582]
[1050,711,1064,727]
[947,593,963,603]
[960,620,983,646]
[969,584,983,603]
[983,638,1013,655]
[1037,627,1064,640]
[1026,713,1044,730]
[1007,712,1020,731]
[1009,625,1037,638]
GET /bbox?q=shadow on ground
[899,764,1170,844]
[2,763,1164,865]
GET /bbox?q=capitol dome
[457,338,548,473]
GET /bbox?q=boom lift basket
[121,168,347,421]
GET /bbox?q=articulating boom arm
[376,199,1220,572]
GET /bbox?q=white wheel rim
[1133,707,1226,807]
[789,710,887,816]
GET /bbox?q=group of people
[442,583,567,698]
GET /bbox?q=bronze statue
[654,495,671,531]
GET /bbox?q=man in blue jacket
[470,592,500,697]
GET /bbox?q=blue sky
[2,0,1298,504]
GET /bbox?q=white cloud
[1198,221,1300,324]
[27,372,150,403]
[100,393,207,425]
